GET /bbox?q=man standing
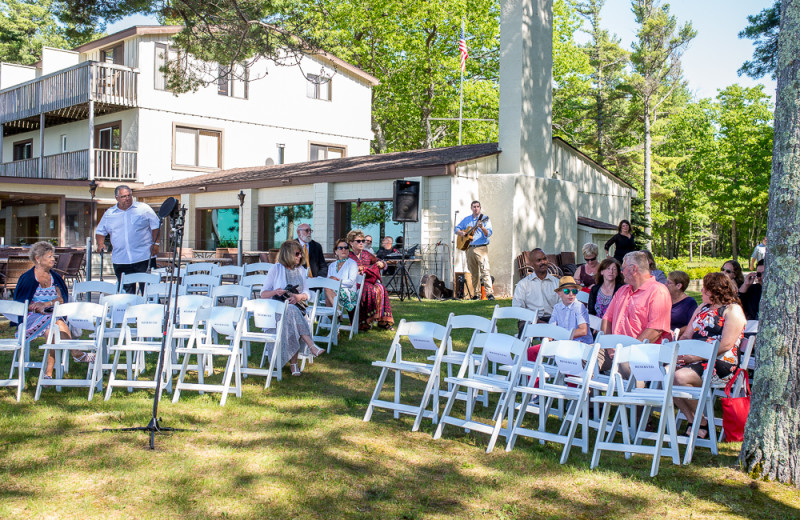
[455,200,494,300]
[95,185,160,293]
[512,248,559,325]
[750,236,767,270]
[599,251,672,375]
[296,224,328,277]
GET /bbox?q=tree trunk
[643,100,653,251]
[731,219,738,262]
[740,0,800,487]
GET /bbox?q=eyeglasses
[562,288,579,295]
[353,239,365,243]
[584,257,597,262]
[720,267,733,274]
[365,240,372,243]
[336,246,348,250]
[298,228,312,233]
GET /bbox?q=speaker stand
[384,223,420,302]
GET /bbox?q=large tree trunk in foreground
[739,0,800,487]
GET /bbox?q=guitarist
[454,200,494,300]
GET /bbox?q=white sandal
[290,363,301,376]
[72,352,96,363]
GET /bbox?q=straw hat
[554,276,581,292]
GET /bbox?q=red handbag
[721,369,751,443]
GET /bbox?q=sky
[108,0,777,102]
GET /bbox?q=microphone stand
[103,205,191,449]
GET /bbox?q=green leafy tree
[738,0,780,80]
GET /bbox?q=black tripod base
[103,417,191,450]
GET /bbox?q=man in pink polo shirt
[599,250,672,375]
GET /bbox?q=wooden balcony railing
[0,62,138,125]
[0,149,137,181]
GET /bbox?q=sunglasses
[336,246,348,250]
[295,252,303,257]
[584,257,597,262]
[721,268,733,274]
[353,239,365,243]
[562,288,579,295]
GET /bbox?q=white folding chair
[173,306,244,405]
[744,320,759,335]
[212,264,245,285]
[35,301,107,401]
[169,295,214,376]
[210,284,251,308]
[490,305,539,335]
[118,272,161,293]
[144,282,187,303]
[712,335,756,442]
[0,300,28,401]
[105,303,169,400]
[306,277,341,352]
[71,280,117,302]
[588,314,603,338]
[433,332,529,452]
[244,262,273,275]
[590,341,681,477]
[182,274,220,296]
[505,339,601,462]
[238,299,287,388]
[241,274,269,299]
[337,274,365,341]
[185,262,217,275]
[363,320,452,431]
[98,293,144,373]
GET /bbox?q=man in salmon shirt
[599,250,672,378]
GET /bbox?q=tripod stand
[103,202,190,449]
[385,222,420,301]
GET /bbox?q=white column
[88,99,95,181]
[313,182,333,251]
[498,0,553,178]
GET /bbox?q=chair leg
[363,367,391,422]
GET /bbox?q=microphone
[158,197,178,219]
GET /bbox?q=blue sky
[109,0,776,102]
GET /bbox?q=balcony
[0,61,138,135]
[0,149,137,181]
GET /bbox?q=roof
[553,136,634,190]
[578,217,618,231]
[73,25,379,87]
[135,143,501,197]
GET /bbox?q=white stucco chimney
[497,0,553,178]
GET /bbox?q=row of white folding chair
[244,262,273,275]
[335,274,366,341]
[0,300,29,401]
[118,272,161,293]
[237,299,289,388]
[306,277,341,353]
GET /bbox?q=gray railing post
[86,237,93,281]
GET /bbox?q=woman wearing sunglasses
[720,259,745,289]
[260,240,325,376]
[347,229,394,331]
[326,238,359,313]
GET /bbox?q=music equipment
[158,197,178,219]
[392,180,420,222]
[419,274,452,300]
[456,214,489,251]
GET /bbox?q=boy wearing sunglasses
[549,276,594,344]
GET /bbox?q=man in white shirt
[750,236,767,270]
[512,248,559,332]
[95,185,160,293]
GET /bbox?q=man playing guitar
[455,200,494,300]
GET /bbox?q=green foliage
[350,201,391,228]
[738,0,780,80]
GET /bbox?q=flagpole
[458,21,465,146]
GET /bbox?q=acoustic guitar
[457,214,489,251]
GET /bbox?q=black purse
[271,284,308,312]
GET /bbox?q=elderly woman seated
[13,241,93,380]
[574,242,600,288]
[260,240,325,376]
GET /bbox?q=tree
[738,0,780,80]
[629,0,695,251]
[0,0,100,64]
[740,0,800,486]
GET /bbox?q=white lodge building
[1,5,634,297]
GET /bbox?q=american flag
[458,29,468,73]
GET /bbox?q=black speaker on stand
[387,180,421,301]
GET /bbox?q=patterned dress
[687,304,743,382]
[350,250,393,330]
[270,267,312,367]
[25,274,61,341]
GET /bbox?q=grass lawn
[0,298,797,519]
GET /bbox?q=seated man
[739,259,764,321]
[600,251,672,378]
[375,236,397,276]
[512,248,559,333]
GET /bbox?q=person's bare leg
[673,367,701,426]
[324,288,336,306]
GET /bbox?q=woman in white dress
[260,240,324,376]
[326,238,359,312]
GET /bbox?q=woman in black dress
[604,219,635,263]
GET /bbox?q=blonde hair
[346,229,365,245]
[276,240,302,269]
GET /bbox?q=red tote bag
[721,369,751,443]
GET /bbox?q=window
[309,143,345,162]
[335,200,402,252]
[155,43,180,91]
[95,122,121,150]
[101,44,124,65]
[258,204,313,250]
[218,64,248,99]
[306,74,331,100]
[197,208,239,250]
[173,126,222,169]
[61,135,67,153]
[12,140,33,161]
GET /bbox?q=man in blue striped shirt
[455,200,494,300]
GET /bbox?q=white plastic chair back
[182,274,220,296]
[244,262,274,274]
[212,264,245,284]
[241,274,269,298]
[744,320,759,334]
[0,300,28,401]
[71,280,117,302]
[210,284,251,307]
[185,262,217,275]
[144,282,187,303]
[576,291,589,304]
[521,322,571,343]
[118,272,160,292]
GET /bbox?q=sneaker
[471,296,480,300]
[487,294,495,300]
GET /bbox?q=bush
[654,256,726,280]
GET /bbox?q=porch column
[88,99,95,181]
[0,125,4,163]
[59,195,67,246]
[39,113,45,177]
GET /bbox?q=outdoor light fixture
[238,190,246,206]
[88,179,98,200]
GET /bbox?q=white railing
[95,149,137,181]
[0,149,137,181]
[0,61,138,125]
